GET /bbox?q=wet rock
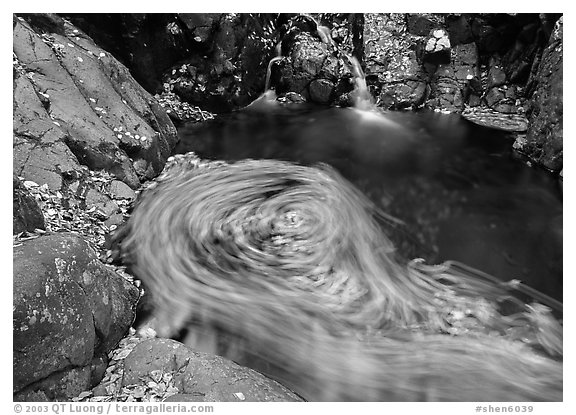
[13,175,45,234]
[274,28,353,105]
[122,338,303,402]
[13,233,139,401]
[13,15,178,190]
[380,80,428,110]
[462,107,528,132]
[309,78,335,104]
[519,16,563,171]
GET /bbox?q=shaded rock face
[122,338,303,402]
[13,15,178,191]
[517,17,563,172]
[67,13,284,112]
[13,175,45,234]
[364,13,558,115]
[164,14,280,112]
[63,13,198,94]
[13,233,139,401]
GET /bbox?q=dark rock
[19,13,66,36]
[309,78,335,104]
[520,16,563,171]
[274,30,352,105]
[13,16,178,190]
[13,175,45,234]
[64,14,196,94]
[446,15,474,45]
[485,87,506,108]
[123,338,303,402]
[406,14,441,36]
[380,80,428,110]
[159,14,281,112]
[469,14,522,54]
[13,233,139,401]
[427,43,479,112]
[487,56,507,88]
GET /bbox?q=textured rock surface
[13,15,178,191]
[123,338,303,402]
[66,14,279,112]
[517,17,563,171]
[13,233,139,401]
[13,175,45,234]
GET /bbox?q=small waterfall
[347,56,401,128]
[302,13,336,48]
[348,56,375,111]
[245,52,282,110]
[265,56,283,93]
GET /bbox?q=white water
[348,56,375,111]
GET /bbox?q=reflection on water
[176,105,562,300]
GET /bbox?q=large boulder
[13,175,45,234]
[272,16,360,106]
[122,338,303,402]
[516,16,563,172]
[13,233,139,401]
[13,14,178,191]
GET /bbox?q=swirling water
[175,105,562,301]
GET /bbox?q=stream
[175,104,563,301]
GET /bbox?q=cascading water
[264,56,283,93]
[348,56,375,111]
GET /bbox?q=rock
[406,14,441,36]
[485,87,507,108]
[63,14,193,94]
[421,28,451,65]
[123,338,303,402]
[426,42,479,112]
[13,15,178,191]
[462,107,528,132]
[309,78,335,104]
[13,233,139,401]
[445,15,474,46]
[155,14,281,112]
[487,57,507,88]
[379,80,428,110]
[521,16,563,171]
[109,180,136,201]
[13,175,45,234]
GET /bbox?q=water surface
[176,104,562,300]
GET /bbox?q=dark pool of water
[175,103,563,301]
